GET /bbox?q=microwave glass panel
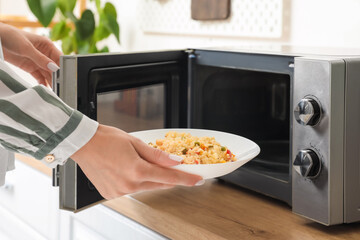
[97,84,165,132]
[193,65,290,181]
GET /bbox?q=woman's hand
[0,23,62,86]
[71,125,204,200]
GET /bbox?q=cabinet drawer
[0,203,47,240]
[0,159,59,239]
[65,204,167,240]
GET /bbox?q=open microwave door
[55,50,189,211]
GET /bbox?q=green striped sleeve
[33,85,73,116]
[0,69,27,93]
[0,99,54,140]
[33,110,83,159]
[0,138,36,156]
[0,60,95,164]
[0,125,44,147]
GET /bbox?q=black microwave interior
[96,63,291,181]
[75,50,294,208]
[191,65,291,182]
[97,84,166,132]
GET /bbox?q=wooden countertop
[16,155,360,240]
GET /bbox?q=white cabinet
[60,204,167,240]
[0,160,59,240]
[0,202,47,240]
[0,160,167,240]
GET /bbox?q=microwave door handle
[52,69,60,95]
[51,69,60,187]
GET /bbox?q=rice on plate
[149,131,236,164]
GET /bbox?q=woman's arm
[0,24,203,199]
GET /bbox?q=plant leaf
[104,14,120,43]
[50,20,71,41]
[78,41,90,54]
[102,3,120,42]
[61,36,73,54]
[89,44,98,53]
[27,0,56,27]
[58,0,76,17]
[95,0,101,12]
[66,11,78,23]
[94,24,111,42]
[99,46,109,53]
[103,2,117,18]
[75,10,95,40]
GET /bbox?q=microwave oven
[52,47,360,226]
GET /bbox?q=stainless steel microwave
[52,47,360,226]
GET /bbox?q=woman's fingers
[4,49,52,86]
[3,35,59,75]
[30,70,46,85]
[3,49,35,72]
[141,162,203,186]
[1,24,59,76]
[131,136,183,167]
[138,182,175,191]
[130,136,203,186]
[33,70,51,87]
[36,69,52,86]
[25,45,59,74]
[22,31,62,66]
[1,24,60,85]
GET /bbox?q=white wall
[6,0,360,83]
[289,0,360,48]
[0,0,35,19]
[106,0,360,52]
[2,0,360,54]
[106,0,284,52]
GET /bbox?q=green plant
[27,0,120,54]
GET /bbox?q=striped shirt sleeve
[0,60,98,168]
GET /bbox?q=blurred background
[2,0,360,51]
[1,0,360,80]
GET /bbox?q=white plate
[130,129,260,179]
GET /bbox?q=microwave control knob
[294,149,321,178]
[294,98,321,126]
